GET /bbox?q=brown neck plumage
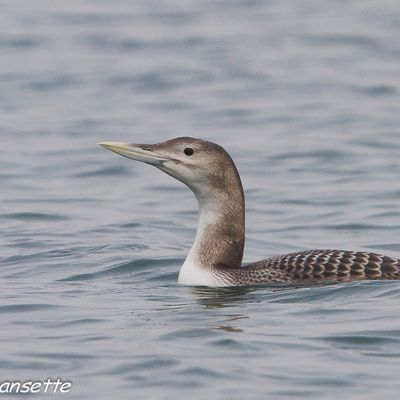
[190,158,245,269]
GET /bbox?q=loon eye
[184,147,194,156]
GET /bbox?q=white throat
[178,202,221,286]
[178,193,242,287]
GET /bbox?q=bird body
[99,137,400,287]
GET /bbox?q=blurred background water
[1,0,400,398]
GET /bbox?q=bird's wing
[247,249,400,280]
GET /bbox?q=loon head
[98,136,246,283]
[98,137,243,204]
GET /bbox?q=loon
[98,137,400,287]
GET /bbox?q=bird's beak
[97,142,169,166]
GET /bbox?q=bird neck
[183,181,245,273]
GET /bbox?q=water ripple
[0,212,70,221]
[60,257,181,282]
[0,303,64,313]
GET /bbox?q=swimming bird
[98,137,400,287]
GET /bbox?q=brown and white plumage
[214,250,400,286]
[99,137,400,287]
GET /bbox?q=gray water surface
[1,1,400,399]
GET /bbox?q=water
[1,0,400,398]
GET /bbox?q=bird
[98,137,400,287]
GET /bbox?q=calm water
[1,0,400,398]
